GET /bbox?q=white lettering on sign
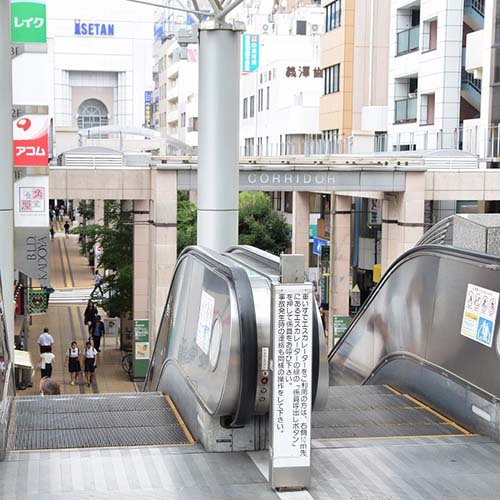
[460,284,499,348]
[196,290,215,355]
[244,173,335,187]
[271,285,313,468]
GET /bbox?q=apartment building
[387,0,483,151]
[319,0,390,151]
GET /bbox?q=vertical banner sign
[460,284,499,348]
[242,34,260,72]
[13,115,49,166]
[11,0,47,43]
[133,319,150,378]
[144,91,152,128]
[14,175,49,227]
[270,283,313,489]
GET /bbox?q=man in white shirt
[37,328,54,353]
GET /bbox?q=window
[422,19,437,52]
[396,8,420,55]
[296,20,307,35]
[180,112,186,127]
[257,137,263,155]
[420,93,435,125]
[76,99,109,129]
[188,117,198,131]
[244,137,255,156]
[266,86,270,110]
[243,97,248,119]
[323,64,340,95]
[325,0,341,32]
[250,95,255,117]
[258,88,264,112]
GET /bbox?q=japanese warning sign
[196,290,215,355]
[460,284,499,348]
[13,115,49,167]
[270,284,313,469]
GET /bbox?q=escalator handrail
[329,244,500,361]
[147,245,258,428]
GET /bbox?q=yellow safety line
[315,433,479,442]
[384,384,402,395]
[402,393,472,435]
[165,395,196,445]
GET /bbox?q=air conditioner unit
[311,23,319,32]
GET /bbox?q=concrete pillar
[94,200,104,225]
[149,169,177,338]
[133,199,151,321]
[381,172,425,272]
[292,192,310,266]
[328,195,351,351]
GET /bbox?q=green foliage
[238,192,290,255]
[176,191,291,256]
[177,198,197,255]
[78,200,94,222]
[74,202,133,317]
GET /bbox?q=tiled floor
[18,219,137,396]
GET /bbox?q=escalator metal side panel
[224,245,329,411]
[145,247,258,426]
[329,245,500,400]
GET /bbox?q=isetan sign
[74,20,115,36]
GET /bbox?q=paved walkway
[18,219,137,396]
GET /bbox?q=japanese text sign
[242,34,259,72]
[270,284,313,473]
[14,175,49,227]
[13,114,49,167]
[11,1,46,43]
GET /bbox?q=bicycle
[121,351,133,378]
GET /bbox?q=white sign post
[270,254,313,491]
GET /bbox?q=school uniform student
[84,341,98,387]
[40,348,55,378]
[66,341,81,386]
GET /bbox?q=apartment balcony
[396,25,419,56]
[464,0,484,31]
[167,110,178,124]
[167,61,179,80]
[394,97,417,124]
[167,85,178,103]
[461,68,481,111]
[465,30,484,80]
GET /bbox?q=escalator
[328,245,500,440]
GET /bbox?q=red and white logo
[13,115,49,167]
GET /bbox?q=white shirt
[37,332,54,346]
[40,352,55,369]
[85,347,97,359]
[68,347,80,358]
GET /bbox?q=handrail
[415,215,454,246]
[145,245,258,428]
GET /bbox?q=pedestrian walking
[40,377,61,395]
[49,209,54,223]
[92,316,105,352]
[37,327,54,353]
[83,341,98,387]
[39,347,55,378]
[84,300,98,337]
[55,207,60,221]
[90,270,103,297]
[65,341,81,386]
[64,221,70,238]
[50,224,55,240]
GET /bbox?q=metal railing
[462,68,482,93]
[464,0,485,16]
[396,26,419,55]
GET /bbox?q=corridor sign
[133,319,150,379]
[11,1,47,43]
[242,34,259,72]
[460,284,499,348]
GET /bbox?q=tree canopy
[177,191,291,255]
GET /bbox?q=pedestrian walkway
[18,217,137,396]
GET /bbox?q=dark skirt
[41,364,52,378]
[84,358,95,373]
[68,357,81,373]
